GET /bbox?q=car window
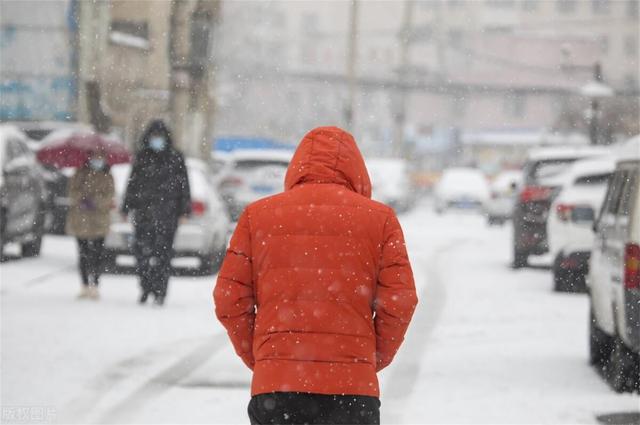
[235,160,289,171]
[617,168,639,218]
[574,173,611,186]
[606,170,628,215]
[526,159,576,184]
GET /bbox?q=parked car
[547,157,614,292]
[218,149,292,221]
[485,170,522,225]
[367,157,413,213]
[434,167,489,214]
[104,158,230,275]
[588,136,640,393]
[512,146,609,268]
[0,125,47,258]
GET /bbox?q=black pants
[77,238,105,286]
[133,213,177,299]
[248,392,380,425]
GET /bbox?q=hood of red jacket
[284,126,372,198]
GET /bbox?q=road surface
[1,203,638,424]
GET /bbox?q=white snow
[1,202,638,424]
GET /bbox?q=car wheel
[553,255,568,291]
[589,307,613,367]
[21,235,42,257]
[199,254,217,275]
[512,248,528,269]
[605,337,640,393]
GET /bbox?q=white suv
[588,135,640,393]
[547,157,614,292]
[217,149,292,221]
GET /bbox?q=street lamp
[579,63,613,145]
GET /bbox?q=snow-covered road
[1,203,638,424]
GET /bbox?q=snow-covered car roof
[615,135,640,163]
[230,149,293,163]
[526,146,610,162]
[0,124,30,169]
[554,156,615,189]
[0,124,28,144]
[565,157,615,179]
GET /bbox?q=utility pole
[392,0,414,157]
[589,62,602,145]
[345,0,358,130]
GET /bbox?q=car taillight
[556,203,574,222]
[220,176,244,188]
[191,200,207,216]
[624,243,640,290]
[519,186,552,203]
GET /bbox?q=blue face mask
[149,136,166,152]
[89,158,106,170]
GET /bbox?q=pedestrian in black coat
[122,120,191,306]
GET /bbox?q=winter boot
[77,286,90,299]
[153,294,165,307]
[88,285,100,300]
[139,291,149,304]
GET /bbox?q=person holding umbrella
[122,120,191,306]
[66,151,115,299]
[37,130,130,299]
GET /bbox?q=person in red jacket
[214,126,418,425]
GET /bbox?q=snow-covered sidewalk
[1,205,637,424]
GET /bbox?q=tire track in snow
[382,237,471,423]
[60,333,227,424]
[96,335,225,424]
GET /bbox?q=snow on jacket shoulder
[214,126,418,398]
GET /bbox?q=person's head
[141,119,173,153]
[284,126,371,198]
[87,152,107,171]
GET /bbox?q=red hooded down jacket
[214,126,417,397]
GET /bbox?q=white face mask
[149,136,166,152]
[89,158,106,170]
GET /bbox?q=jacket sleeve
[213,209,255,370]
[121,156,141,214]
[176,153,192,216]
[374,210,418,372]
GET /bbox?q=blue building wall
[0,0,78,121]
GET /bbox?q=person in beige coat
[66,153,115,299]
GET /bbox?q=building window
[628,0,639,19]
[109,20,150,50]
[522,0,539,11]
[486,0,516,8]
[600,35,609,54]
[451,96,467,118]
[504,93,526,118]
[556,0,577,14]
[592,0,611,15]
[624,34,638,56]
[448,29,462,47]
[624,74,639,90]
